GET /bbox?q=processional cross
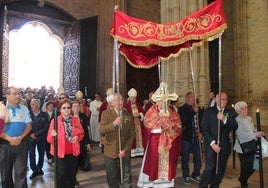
[151,82,178,116]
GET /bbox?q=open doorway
[8,21,63,90]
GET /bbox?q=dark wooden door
[63,21,81,97]
[126,63,159,104]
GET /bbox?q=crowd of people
[0,84,265,188]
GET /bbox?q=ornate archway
[7,21,63,90]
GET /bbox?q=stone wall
[233,0,268,129]
[46,0,160,95]
[46,0,99,19]
[160,0,210,107]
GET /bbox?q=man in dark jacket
[28,99,49,179]
[178,92,203,185]
[199,92,238,188]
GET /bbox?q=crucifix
[151,82,178,116]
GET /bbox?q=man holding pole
[100,93,135,188]
[199,92,238,188]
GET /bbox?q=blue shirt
[4,104,32,137]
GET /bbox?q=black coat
[201,105,238,155]
[29,111,49,141]
[178,103,202,143]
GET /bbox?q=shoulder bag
[239,139,258,154]
[261,136,268,158]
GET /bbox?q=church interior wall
[232,0,268,131]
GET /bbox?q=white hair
[234,101,247,113]
[106,95,113,103]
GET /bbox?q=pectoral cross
[151,82,178,116]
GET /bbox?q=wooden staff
[216,109,221,174]
[158,57,162,83]
[216,33,223,174]
[114,37,123,185]
[118,110,123,185]
[53,108,58,188]
[84,87,88,98]
[113,5,123,184]
[187,43,202,162]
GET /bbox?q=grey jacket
[233,115,257,154]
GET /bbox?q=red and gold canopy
[110,0,227,68]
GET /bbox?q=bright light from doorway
[8,22,62,90]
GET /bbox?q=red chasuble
[143,105,182,181]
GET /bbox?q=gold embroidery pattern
[158,152,169,180]
[131,105,143,148]
[118,14,223,41]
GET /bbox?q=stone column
[233,0,268,129]
[160,0,210,106]
[98,0,127,94]
[233,1,249,101]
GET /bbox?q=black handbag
[239,139,258,154]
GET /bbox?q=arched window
[8,21,63,90]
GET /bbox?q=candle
[256,108,264,188]
[231,104,237,117]
[256,109,261,131]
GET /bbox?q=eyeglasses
[59,97,66,100]
[62,106,71,109]
[10,92,19,95]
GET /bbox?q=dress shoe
[38,169,44,175]
[75,180,80,187]
[47,159,53,165]
[30,172,39,179]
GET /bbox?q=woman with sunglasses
[47,99,84,188]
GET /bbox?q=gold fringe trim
[111,24,227,47]
[120,29,225,69]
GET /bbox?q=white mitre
[106,88,113,96]
[128,88,137,97]
[75,90,84,99]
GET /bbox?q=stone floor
[27,143,268,188]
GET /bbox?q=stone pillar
[98,0,127,95]
[160,0,210,107]
[233,0,268,129]
[233,1,249,101]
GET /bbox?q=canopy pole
[158,57,161,84]
[112,42,116,93]
[53,108,58,188]
[114,38,123,184]
[174,58,176,93]
[187,43,202,162]
[216,32,223,174]
[113,5,123,184]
